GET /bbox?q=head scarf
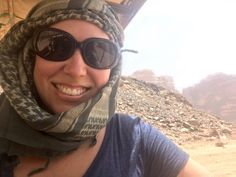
[0,0,124,157]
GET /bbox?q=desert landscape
[182,74,236,176]
[183,140,236,177]
[1,1,236,175]
[182,124,236,177]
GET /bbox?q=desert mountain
[182,73,236,123]
[130,69,177,92]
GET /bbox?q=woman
[0,0,212,176]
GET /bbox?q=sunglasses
[33,28,120,69]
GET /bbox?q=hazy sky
[122,0,236,91]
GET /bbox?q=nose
[63,50,88,77]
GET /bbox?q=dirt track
[181,125,236,177]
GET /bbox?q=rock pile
[117,77,233,144]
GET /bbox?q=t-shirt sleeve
[140,120,189,177]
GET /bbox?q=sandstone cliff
[130,69,177,92]
[182,73,236,123]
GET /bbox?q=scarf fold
[0,0,123,157]
[0,94,80,156]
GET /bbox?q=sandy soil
[181,139,236,177]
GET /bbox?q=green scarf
[0,0,123,157]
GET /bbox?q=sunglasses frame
[33,28,120,69]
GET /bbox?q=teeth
[56,84,87,96]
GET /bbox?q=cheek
[34,57,60,80]
[92,69,111,88]
[33,57,59,91]
[34,58,50,83]
[34,59,44,86]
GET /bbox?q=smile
[56,84,87,96]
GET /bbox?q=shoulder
[108,113,184,154]
[109,113,170,141]
[109,113,189,177]
[108,113,154,138]
[109,113,142,128]
[106,113,144,144]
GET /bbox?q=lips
[55,84,88,96]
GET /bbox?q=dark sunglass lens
[84,40,118,69]
[35,30,74,61]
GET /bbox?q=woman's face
[34,20,111,114]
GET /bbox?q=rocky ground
[117,76,233,145]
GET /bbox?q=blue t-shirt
[84,113,189,177]
[0,113,188,177]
